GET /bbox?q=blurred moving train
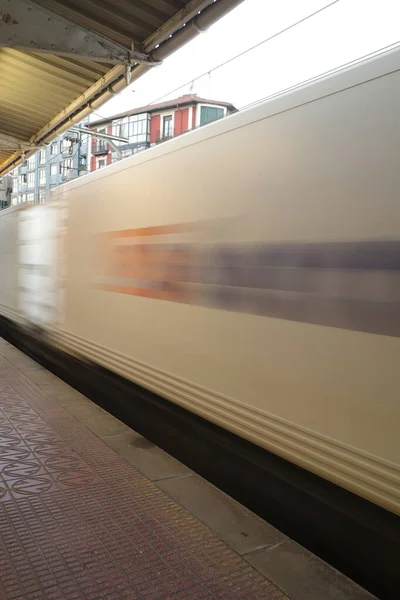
[0,44,399,520]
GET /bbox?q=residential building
[0,174,12,209]
[88,94,236,172]
[9,129,88,206]
[6,94,236,206]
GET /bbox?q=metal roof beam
[69,126,128,144]
[0,133,38,152]
[108,140,122,160]
[0,0,161,65]
[145,0,218,52]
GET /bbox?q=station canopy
[0,0,243,175]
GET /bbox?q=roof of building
[88,94,237,127]
[0,0,244,176]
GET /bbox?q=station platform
[0,337,375,600]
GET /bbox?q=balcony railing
[155,130,173,144]
[92,142,109,155]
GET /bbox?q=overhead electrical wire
[146,0,341,106]
[88,0,341,123]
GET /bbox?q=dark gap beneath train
[0,316,399,600]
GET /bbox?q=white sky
[90,0,400,120]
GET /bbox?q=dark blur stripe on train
[100,239,400,337]
[204,240,400,270]
[1,314,399,600]
[200,239,400,337]
[207,288,400,337]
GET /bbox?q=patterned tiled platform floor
[0,343,287,600]
[0,338,376,600]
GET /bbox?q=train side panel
[48,48,400,513]
[0,207,22,323]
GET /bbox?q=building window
[27,172,35,188]
[110,120,126,138]
[97,158,106,169]
[39,168,46,184]
[200,106,224,126]
[60,158,72,175]
[129,120,137,136]
[50,142,57,155]
[62,138,72,151]
[28,156,35,169]
[20,193,27,203]
[19,174,27,185]
[120,120,129,139]
[27,192,34,202]
[127,114,149,144]
[50,163,57,176]
[129,117,145,137]
[39,149,46,165]
[39,189,46,203]
[162,115,173,138]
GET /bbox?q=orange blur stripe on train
[110,248,190,280]
[97,284,187,303]
[100,223,190,239]
[96,225,192,293]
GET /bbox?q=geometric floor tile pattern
[0,353,287,600]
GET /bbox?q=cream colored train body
[1,45,399,515]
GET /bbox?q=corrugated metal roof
[0,48,109,164]
[0,0,244,175]
[33,0,178,48]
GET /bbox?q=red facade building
[88,94,236,172]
